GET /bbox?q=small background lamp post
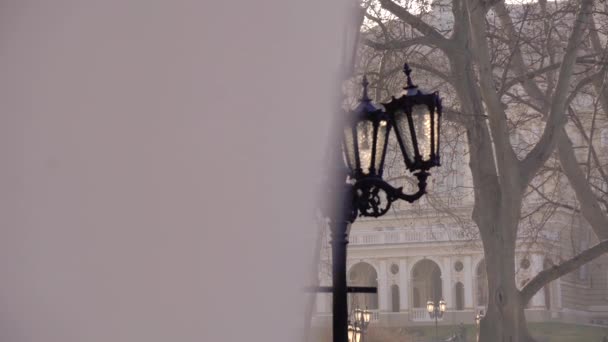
[475,311,485,342]
[351,307,371,342]
[326,63,443,342]
[427,300,446,342]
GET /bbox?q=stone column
[399,258,409,311]
[442,256,453,308]
[378,260,389,311]
[463,256,473,309]
[530,254,545,307]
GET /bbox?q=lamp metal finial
[403,63,416,89]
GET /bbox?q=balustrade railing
[410,308,441,322]
[349,228,559,246]
[349,229,469,245]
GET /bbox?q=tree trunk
[477,211,534,342]
[452,51,534,340]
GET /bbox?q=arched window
[413,287,421,308]
[391,285,400,312]
[455,282,465,310]
[348,262,378,309]
[411,259,442,307]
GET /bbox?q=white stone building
[313,197,608,327]
[312,0,608,330]
[313,124,608,327]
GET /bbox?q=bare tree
[355,0,608,340]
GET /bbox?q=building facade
[313,120,608,327]
[313,199,608,327]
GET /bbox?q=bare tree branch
[362,36,437,51]
[520,239,608,303]
[520,0,595,185]
[557,130,608,240]
[378,0,455,51]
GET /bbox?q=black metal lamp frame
[327,63,443,342]
[343,63,442,220]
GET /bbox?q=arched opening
[476,259,488,307]
[543,258,554,310]
[349,262,378,309]
[411,259,442,308]
[413,287,421,308]
[455,282,465,310]
[391,285,400,312]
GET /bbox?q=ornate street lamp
[351,306,371,342]
[362,308,371,326]
[354,308,363,323]
[326,63,442,342]
[439,299,447,313]
[342,63,442,218]
[475,310,485,342]
[427,300,447,342]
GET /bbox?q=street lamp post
[327,63,443,342]
[475,311,485,342]
[351,307,371,342]
[427,300,446,342]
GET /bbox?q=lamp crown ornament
[403,63,417,90]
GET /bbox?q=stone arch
[410,256,444,275]
[475,259,488,308]
[347,259,379,275]
[348,261,378,309]
[411,259,442,308]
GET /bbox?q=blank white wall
[0,1,348,341]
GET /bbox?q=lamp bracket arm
[351,170,429,217]
[391,170,429,203]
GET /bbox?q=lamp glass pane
[355,327,361,342]
[393,109,414,165]
[439,300,446,312]
[374,120,389,174]
[348,325,354,342]
[363,310,371,323]
[412,104,431,161]
[427,301,434,313]
[344,126,357,171]
[356,120,374,174]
